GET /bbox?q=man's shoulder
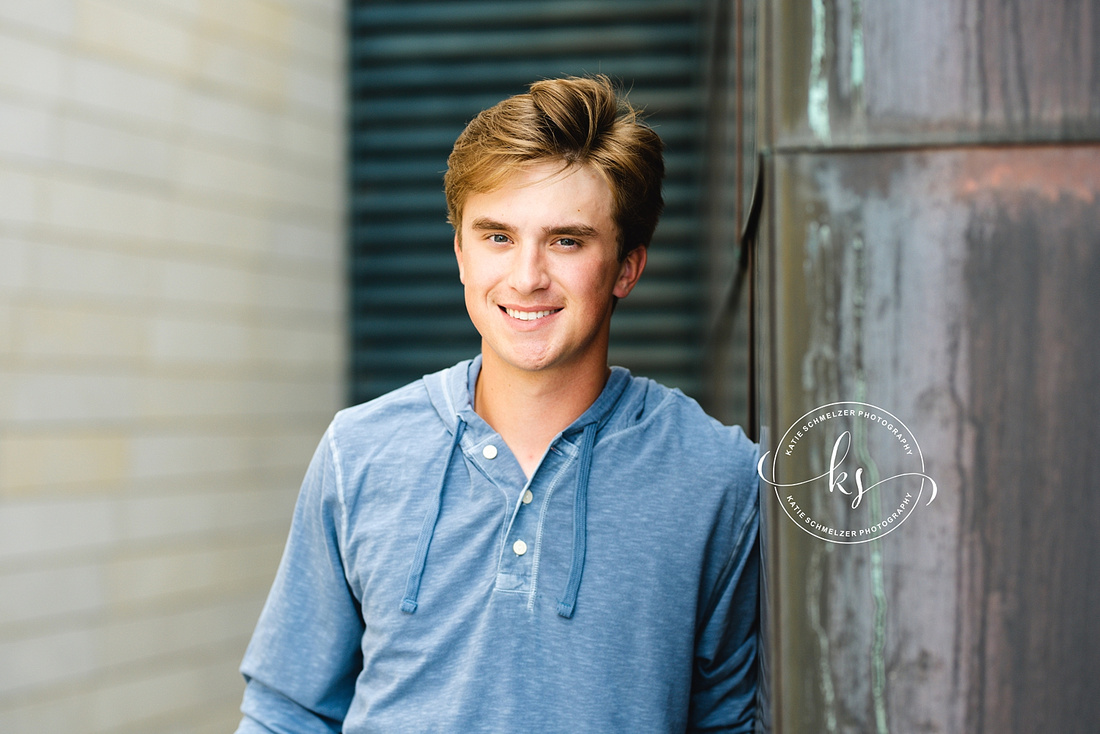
[335,378,432,426]
[332,358,470,431]
[326,375,447,459]
[615,371,751,441]
[604,373,758,540]
[608,371,758,476]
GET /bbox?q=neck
[474,350,609,477]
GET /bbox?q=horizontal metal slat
[350,26,698,63]
[349,127,461,153]
[606,344,704,370]
[351,283,465,307]
[351,315,476,339]
[349,160,449,185]
[350,346,481,371]
[350,190,446,215]
[350,56,699,93]
[351,253,457,278]
[349,0,694,30]
[348,93,521,123]
[616,282,705,309]
[351,223,452,247]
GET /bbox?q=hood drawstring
[401,418,467,614]
[557,421,598,619]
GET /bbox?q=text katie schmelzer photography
[757,402,938,544]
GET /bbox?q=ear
[454,232,465,284]
[612,246,647,299]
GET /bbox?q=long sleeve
[236,428,364,733]
[688,442,761,733]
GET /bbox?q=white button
[512,539,528,556]
[521,490,533,505]
[482,444,498,459]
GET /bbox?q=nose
[508,243,550,294]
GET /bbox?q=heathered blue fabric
[236,357,759,733]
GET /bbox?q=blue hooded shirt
[237,356,759,733]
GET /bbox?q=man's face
[454,161,646,378]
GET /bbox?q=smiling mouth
[502,307,561,321]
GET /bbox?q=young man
[236,76,759,733]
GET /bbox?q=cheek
[461,258,502,296]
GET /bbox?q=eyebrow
[469,218,600,238]
[469,218,511,232]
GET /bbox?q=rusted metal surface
[757,144,1100,733]
[761,0,1100,149]
[756,0,1100,731]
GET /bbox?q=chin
[489,345,560,373]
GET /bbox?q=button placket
[497,490,536,586]
[456,429,533,594]
[493,457,564,596]
[495,437,581,603]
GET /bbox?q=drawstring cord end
[400,420,466,614]
[557,422,597,620]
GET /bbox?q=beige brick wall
[0,1,345,731]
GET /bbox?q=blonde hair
[444,75,665,259]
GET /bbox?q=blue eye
[557,238,579,248]
[489,234,509,243]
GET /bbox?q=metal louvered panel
[348,0,711,404]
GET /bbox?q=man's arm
[236,427,364,733]
[688,445,761,733]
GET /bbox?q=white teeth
[505,308,556,321]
